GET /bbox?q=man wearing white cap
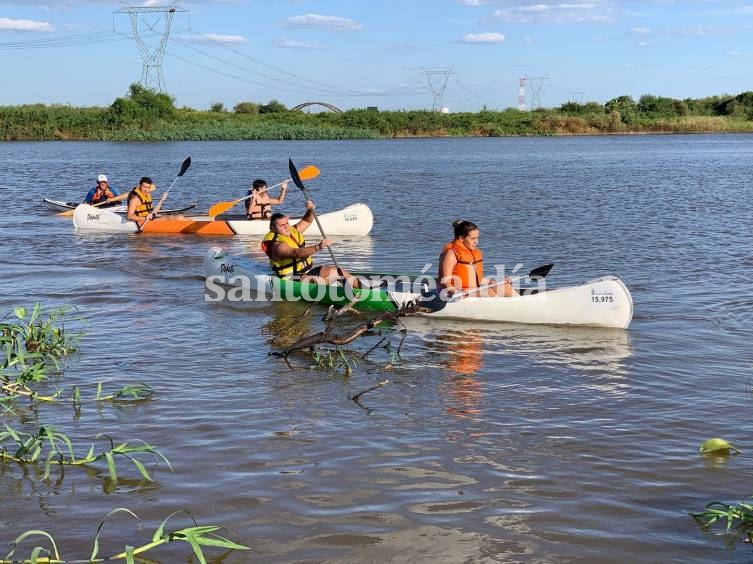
[84,174,125,206]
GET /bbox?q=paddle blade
[208,200,236,217]
[299,165,320,181]
[58,209,76,217]
[288,158,304,190]
[178,156,191,177]
[528,263,553,279]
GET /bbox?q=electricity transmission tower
[568,91,586,104]
[115,1,187,92]
[420,68,454,111]
[526,75,550,109]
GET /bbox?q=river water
[0,135,751,562]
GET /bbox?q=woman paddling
[438,220,517,298]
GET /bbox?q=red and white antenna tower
[518,76,527,111]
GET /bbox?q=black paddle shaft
[288,158,340,269]
[422,262,555,312]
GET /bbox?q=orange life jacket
[128,186,153,218]
[91,187,115,205]
[442,240,483,290]
[246,191,271,220]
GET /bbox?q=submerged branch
[270,306,418,358]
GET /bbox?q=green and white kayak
[203,247,633,328]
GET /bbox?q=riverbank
[3,85,753,141]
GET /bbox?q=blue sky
[1,0,752,112]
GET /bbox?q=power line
[0,29,143,50]
[451,80,501,109]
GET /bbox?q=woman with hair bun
[438,220,517,298]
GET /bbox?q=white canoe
[203,247,634,328]
[45,198,197,216]
[388,277,633,329]
[73,202,373,236]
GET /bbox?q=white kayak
[388,277,633,329]
[203,247,634,328]
[44,198,197,216]
[73,202,373,236]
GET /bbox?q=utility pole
[526,75,550,109]
[518,76,527,111]
[115,1,187,92]
[420,68,454,111]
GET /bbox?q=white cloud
[0,17,54,32]
[493,1,617,24]
[274,36,325,49]
[524,36,534,44]
[459,0,489,5]
[671,25,735,37]
[631,26,651,36]
[456,32,506,43]
[286,13,363,31]
[181,32,247,43]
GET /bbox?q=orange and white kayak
[72,203,373,236]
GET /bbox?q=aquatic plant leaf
[699,437,740,455]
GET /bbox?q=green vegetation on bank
[1,305,249,562]
[4,83,753,141]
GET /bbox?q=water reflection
[401,317,633,380]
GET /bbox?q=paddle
[421,263,554,311]
[138,156,191,232]
[288,158,340,270]
[57,192,128,217]
[207,165,320,218]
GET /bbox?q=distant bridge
[290,101,343,113]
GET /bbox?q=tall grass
[4,102,753,141]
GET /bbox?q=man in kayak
[84,174,126,206]
[438,220,517,298]
[262,200,361,288]
[246,178,288,220]
[126,176,168,229]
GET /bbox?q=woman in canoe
[438,220,517,298]
[246,178,288,220]
[262,200,361,288]
[126,176,168,229]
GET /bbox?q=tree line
[3,83,753,141]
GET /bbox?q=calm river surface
[1,135,752,563]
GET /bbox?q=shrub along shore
[3,84,753,142]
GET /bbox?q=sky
[1,0,752,112]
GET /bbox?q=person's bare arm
[267,238,325,262]
[438,250,459,292]
[269,181,288,205]
[293,200,315,233]
[126,196,143,226]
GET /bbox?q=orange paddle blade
[58,209,76,217]
[207,199,238,217]
[207,165,320,217]
[299,165,320,180]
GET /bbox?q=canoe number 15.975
[591,288,614,303]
